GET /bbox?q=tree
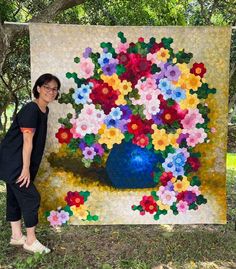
[0,0,85,76]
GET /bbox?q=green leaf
[84,134,96,146]
[79,191,90,202]
[190,176,201,186]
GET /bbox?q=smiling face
[37,79,59,104]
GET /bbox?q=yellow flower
[157,200,170,211]
[186,73,202,90]
[98,127,124,149]
[172,73,189,90]
[101,74,121,90]
[115,94,127,105]
[168,129,182,148]
[98,124,106,135]
[151,127,169,151]
[176,63,190,75]
[179,90,200,110]
[156,48,170,62]
[119,80,132,95]
[171,177,177,183]
[174,177,190,192]
[71,205,89,220]
[172,58,177,64]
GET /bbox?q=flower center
[81,124,87,131]
[131,123,138,130]
[195,67,202,74]
[75,198,81,203]
[102,87,109,94]
[165,113,171,120]
[61,132,68,139]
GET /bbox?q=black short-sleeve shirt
[0,101,49,183]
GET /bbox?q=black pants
[6,181,41,228]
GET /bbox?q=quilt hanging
[29,24,231,225]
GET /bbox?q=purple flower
[102,62,117,76]
[152,110,163,125]
[153,62,166,80]
[83,47,92,58]
[119,105,132,120]
[58,210,70,224]
[93,143,104,157]
[79,140,87,151]
[184,191,197,205]
[177,133,189,145]
[165,65,181,81]
[83,146,96,160]
[165,181,174,191]
[117,119,128,132]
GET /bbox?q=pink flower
[187,186,201,196]
[159,190,177,206]
[116,42,129,53]
[146,53,159,64]
[58,210,70,224]
[181,109,204,130]
[136,77,158,92]
[211,127,216,133]
[70,118,82,139]
[81,104,96,116]
[83,146,96,160]
[186,128,207,147]
[78,58,95,79]
[177,200,189,213]
[47,210,62,227]
[75,119,91,137]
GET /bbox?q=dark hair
[32,73,61,100]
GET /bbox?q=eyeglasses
[42,85,58,94]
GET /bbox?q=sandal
[10,235,26,246]
[23,240,51,254]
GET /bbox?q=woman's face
[37,80,59,103]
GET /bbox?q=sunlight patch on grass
[227,153,236,169]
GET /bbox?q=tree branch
[29,0,85,23]
[0,0,85,75]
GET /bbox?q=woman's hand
[16,167,31,188]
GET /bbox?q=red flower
[89,79,119,114]
[65,191,84,207]
[190,62,206,78]
[120,54,152,87]
[160,172,173,186]
[138,37,144,42]
[127,115,145,136]
[55,127,73,144]
[161,107,179,125]
[132,134,149,148]
[143,119,154,133]
[176,191,185,201]
[187,157,201,171]
[140,195,158,214]
[160,101,187,125]
[117,52,130,66]
[150,42,163,54]
[127,115,154,137]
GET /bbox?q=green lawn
[0,165,235,269]
[227,153,236,169]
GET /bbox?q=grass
[0,167,236,268]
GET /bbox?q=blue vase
[105,141,164,189]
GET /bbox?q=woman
[0,73,60,254]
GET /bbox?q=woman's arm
[16,131,35,188]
